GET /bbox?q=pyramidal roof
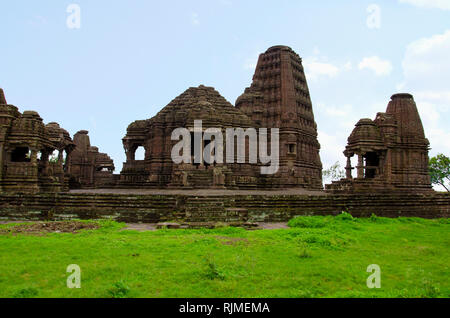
[150,85,253,127]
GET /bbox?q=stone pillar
[65,150,71,173]
[345,156,352,180]
[58,149,64,163]
[357,154,364,179]
[30,149,38,164]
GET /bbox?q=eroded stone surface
[67,130,115,188]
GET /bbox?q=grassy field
[0,213,449,298]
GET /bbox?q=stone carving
[326,93,432,193]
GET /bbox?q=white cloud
[399,0,450,10]
[342,61,353,71]
[317,103,353,118]
[402,30,450,90]
[303,57,340,81]
[400,30,450,156]
[358,56,393,76]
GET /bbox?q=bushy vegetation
[0,215,448,298]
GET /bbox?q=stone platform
[69,188,327,196]
[0,190,448,224]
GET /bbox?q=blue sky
[1,0,450,179]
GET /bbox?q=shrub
[204,257,225,280]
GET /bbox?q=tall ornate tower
[384,93,431,189]
[236,45,323,189]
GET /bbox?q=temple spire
[0,88,7,105]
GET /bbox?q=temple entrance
[364,152,380,179]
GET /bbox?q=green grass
[0,214,449,298]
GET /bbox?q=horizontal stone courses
[0,192,448,223]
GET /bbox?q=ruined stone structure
[66,130,115,188]
[120,46,323,189]
[0,88,75,193]
[1,45,447,224]
[326,93,432,193]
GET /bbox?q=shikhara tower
[236,45,323,189]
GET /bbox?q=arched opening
[135,146,145,161]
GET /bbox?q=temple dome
[347,118,385,150]
[148,85,253,129]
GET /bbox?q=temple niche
[326,93,432,193]
[66,130,115,188]
[120,45,323,190]
[0,88,75,193]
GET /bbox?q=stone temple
[326,93,432,193]
[0,45,438,195]
[0,46,448,223]
[120,45,322,189]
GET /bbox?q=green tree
[323,161,345,181]
[429,154,450,192]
